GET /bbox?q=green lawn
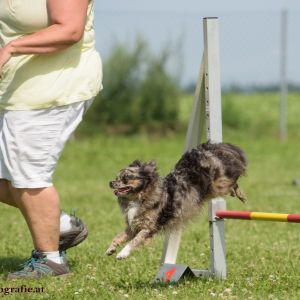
[1,93,300,299]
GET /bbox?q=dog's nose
[109,181,115,188]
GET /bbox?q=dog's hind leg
[116,229,154,259]
[105,230,131,256]
[230,183,246,202]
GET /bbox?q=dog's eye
[121,177,128,184]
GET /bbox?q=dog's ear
[142,160,157,174]
[129,160,142,167]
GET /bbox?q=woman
[0,0,102,279]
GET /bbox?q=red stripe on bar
[216,210,251,220]
[287,214,300,223]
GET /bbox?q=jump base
[155,264,195,283]
[155,264,213,283]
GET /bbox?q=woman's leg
[0,179,17,207]
[2,100,92,253]
[8,184,60,252]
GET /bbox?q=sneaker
[59,213,88,252]
[6,251,69,280]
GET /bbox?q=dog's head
[109,160,158,199]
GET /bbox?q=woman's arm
[0,0,89,76]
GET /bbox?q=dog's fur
[106,142,247,259]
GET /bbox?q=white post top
[203,17,222,143]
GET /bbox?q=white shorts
[0,99,93,188]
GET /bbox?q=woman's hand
[0,45,13,79]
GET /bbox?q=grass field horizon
[1,92,300,299]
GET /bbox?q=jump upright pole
[216,210,300,223]
[156,17,227,283]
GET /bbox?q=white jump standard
[155,17,300,283]
[156,17,227,283]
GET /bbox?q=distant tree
[85,38,181,133]
[139,48,180,128]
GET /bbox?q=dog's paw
[116,245,131,260]
[105,247,116,256]
[116,252,129,260]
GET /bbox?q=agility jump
[155,17,300,283]
[156,17,227,282]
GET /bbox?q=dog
[106,142,247,259]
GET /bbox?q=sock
[41,251,63,264]
[60,211,72,233]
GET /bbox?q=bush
[139,49,180,129]
[85,38,181,134]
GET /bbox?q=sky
[96,0,300,13]
[93,1,300,87]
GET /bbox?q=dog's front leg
[116,229,154,259]
[105,231,130,256]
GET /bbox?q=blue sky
[94,1,300,87]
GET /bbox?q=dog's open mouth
[114,187,132,196]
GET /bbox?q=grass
[1,92,300,299]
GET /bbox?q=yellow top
[0,0,103,110]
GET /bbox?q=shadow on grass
[0,257,26,275]
[114,276,205,290]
